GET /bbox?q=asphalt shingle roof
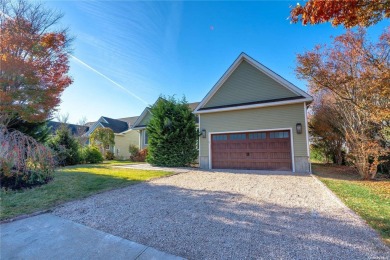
[47,121,89,135]
[101,117,129,133]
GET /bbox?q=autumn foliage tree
[290,0,390,28]
[0,0,72,127]
[296,28,390,179]
[309,92,345,165]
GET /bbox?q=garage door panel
[211,131,292,170]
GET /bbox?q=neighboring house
[47,121,89,136]
[193,53,312,172]
[131,100,200,150]
[84,116,139,159]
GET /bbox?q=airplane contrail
[70,54,149,106]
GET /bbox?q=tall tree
[147,96,198,167]
[309,91,345,165]
[0,0,72,126]
[290,0,390,28]
[296,28,390,179]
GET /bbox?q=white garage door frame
[208,127,295,172]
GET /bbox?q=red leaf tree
[296,28,390,179]
[0,0,72,126]
[290,0,390,28]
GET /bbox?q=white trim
[198,114,201,163]
[195,98,312,114]
[138,130,141,149]
[121,127,138,134]
[194,53,312,113]
[143,130,148,146]
[85,121,104,136]
[132,108,150,128]
[304,102,312,173]
[208,128,295,172]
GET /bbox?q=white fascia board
[132,108,150,128]
[194,53,313,113]
[195,98,312,114]
[84,122,104,136]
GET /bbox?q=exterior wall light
[201,129,206,138]
[296,123,302,134]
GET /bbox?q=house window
[230,133,246,140]
[270,131,289,139]
[249,132,266,140]
[144,131,148,145]
[212,135,227,141]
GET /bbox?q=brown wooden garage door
[211,130,292,170]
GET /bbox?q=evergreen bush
[48,125,81,166]
[82,146,104,164]
[146,96,198,167]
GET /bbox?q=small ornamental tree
[48,125,81,166]
[146,96,198,167]
[0,0,73,126]
[90,128,115,156]
[1,128,55,190]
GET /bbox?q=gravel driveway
[54,168,389,259]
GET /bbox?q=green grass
[101,160,144,166]
[313,164,390,245]
[0,164,172,221]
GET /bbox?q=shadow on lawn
[54,180,389,259]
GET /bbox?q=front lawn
[0,164,172,221]
[312,163,390,245]
[102,160,145,166]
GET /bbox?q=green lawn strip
[101,160,147,166]
[0,164,172,221]
[318,177,390,245]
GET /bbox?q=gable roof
[100,116,129,133]
[117,116,139,128]
[194,52,312,114]
[47,121,89,136]
[131,108,150,129]
[132,101,201,129]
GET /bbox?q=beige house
[193,53,312,172]
[84,116,139,159]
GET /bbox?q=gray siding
[204,61,298,108]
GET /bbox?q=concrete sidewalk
[1,214,184,260]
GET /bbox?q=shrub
[134,148,148,162]
[105,150,115,160]
[48,125,82,166]
[146,96,198,167]
[0,128,55,190]
[129,144,139,158]
[82,146,104,164]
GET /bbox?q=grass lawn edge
[1,166,177,222]
[310,173,390,246]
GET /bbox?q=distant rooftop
[47,121,89,135]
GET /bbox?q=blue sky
[43,1,389,124]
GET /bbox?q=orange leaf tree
[296,28,390,179]
[290,0,390,28]
[0,0,72,126]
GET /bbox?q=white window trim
[304,102,311,173]
[143,131,148,146]
[208,128,295,172]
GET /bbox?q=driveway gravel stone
[53,168,390,259]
